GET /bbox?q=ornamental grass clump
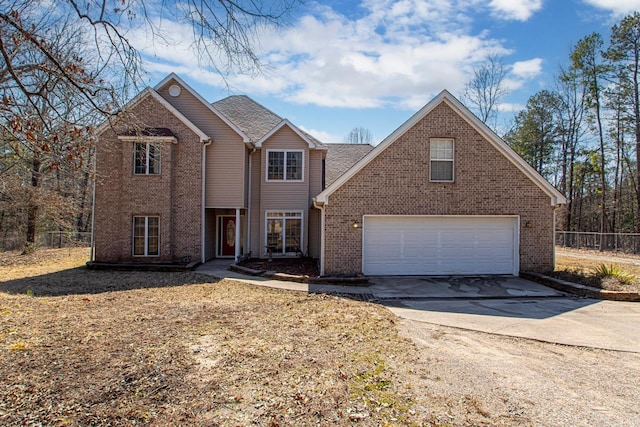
[593,264,636,286]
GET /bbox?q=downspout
[552,205,559,271]
[312,198,325,276]
[201,139,212,263]
[247,148,256,255]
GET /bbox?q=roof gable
[95,87,209,142]
[255,119,326,149]
[325,143,375,186]
[212,95,282,142]
[314,90,566,206]
[154,73,250,143]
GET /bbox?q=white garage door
[362,216,518,275]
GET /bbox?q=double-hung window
[266,211,302,255]
[134,142,160,175]
[267,150,303,181]
[430,138,454,182]
[133,216,160,256]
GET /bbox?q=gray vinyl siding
[259,126,310,256]
[157,79,246,208]
[205,134,246,208]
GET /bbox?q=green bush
[593,264,636,285]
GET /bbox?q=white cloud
[583,0,640,15]
[298,126,342,144]
[132,0,519,109]
[497,102,526,113]
[511,58,543,79]
[488,0,543,21]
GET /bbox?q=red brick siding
[323,102,556,275]
[94,95,203,263]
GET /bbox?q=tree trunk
[26,152,41,245]
[634,49,640,233]
[593,94,608,247]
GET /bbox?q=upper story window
[134,142,160,175]
[430,138,454,182]
[267,150,303,181]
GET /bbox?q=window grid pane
[286,152,302,180]
[133,217,146,255]
[267,218,283,252]
[268,151,284,180]
[285,219,301,253]
[134,143,147,174]
[147,217,159,255]
[148,144,160,175]
[431,161,453,181]
[430,139,453,160]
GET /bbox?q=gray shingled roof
[212,95,326,148]
[211,95,282,142]
[325,143,375,186]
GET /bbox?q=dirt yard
[1,248,639,425]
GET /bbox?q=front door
[219,216,236,257]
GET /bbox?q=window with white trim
[265,211,302,255]
[430,138,454,182]
[133,216,160,256]
[267,150,303,181]
[134,142,160,175]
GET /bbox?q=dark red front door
[221,217,236,256]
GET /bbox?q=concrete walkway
[195,262,640,353]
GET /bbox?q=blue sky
[134,0,640,144]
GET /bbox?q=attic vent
[168,85,181,97]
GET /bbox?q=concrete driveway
[363,275,640,353]
[196,262,640,353]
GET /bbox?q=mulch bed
[548,270,640,292]
[238,257,319,277]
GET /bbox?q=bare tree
[343,127,373,144]
[462,54,509,130]
[0,0,298,137]
[0,0,297,249]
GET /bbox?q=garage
[362,216,519,276]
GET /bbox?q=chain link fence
[0,231,91,251]
[556,231,640,254]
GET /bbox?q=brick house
[91,73,565,275]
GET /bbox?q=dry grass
[555,247,640,291]
[0,248,464,426]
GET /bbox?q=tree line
[0,0,295,251]
[504,12,640,234]
[2,3,638,250]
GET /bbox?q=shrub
[593,264,636,286]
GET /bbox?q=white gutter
[201,139,212,263]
